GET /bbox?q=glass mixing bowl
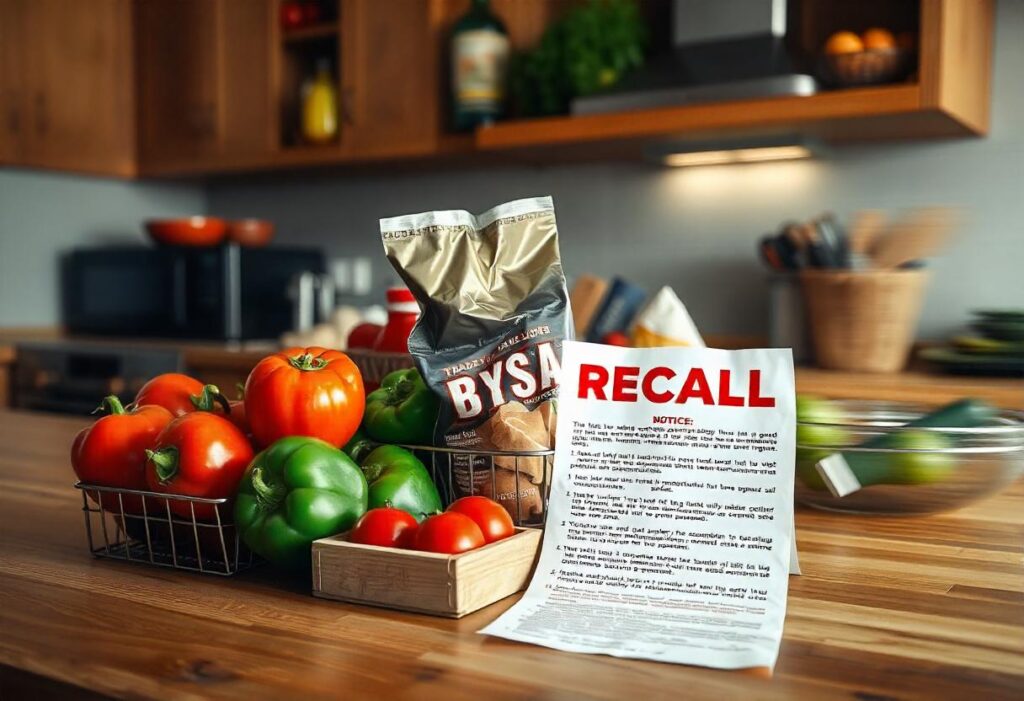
[795,400,1024,514]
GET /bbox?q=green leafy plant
[510,0,647,117]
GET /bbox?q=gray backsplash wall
[207,0,1023,340]
[0,169,205,326]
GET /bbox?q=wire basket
[74,483,255,576]
[408,444,555,527]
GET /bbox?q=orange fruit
[824,31,864,55]
[862,27,897,51]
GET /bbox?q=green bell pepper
[360,445,441,521]
[235,436,368,569]
[363,368,438,445]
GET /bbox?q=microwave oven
[62,244,325,340]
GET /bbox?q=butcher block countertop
[1,410,1022,700]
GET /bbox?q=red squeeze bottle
[373,287,419,353]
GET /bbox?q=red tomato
[602,331,631,347]
[447,496,515,544]
[71,396,173,513]
[135,373,206,417]
[349,507,419,548]
[347,322,383,350]
[244,347,364,448]
[413,512,485,554]
[144,412,254,520]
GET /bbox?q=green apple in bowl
[796,395,853,448]
[882,429,957,485]
[795,395,852,490]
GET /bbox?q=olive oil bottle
[451,0,509,131]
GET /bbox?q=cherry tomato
[71,396,173,513]
[447,496,515,544]
[348,507,419,548]
[134,373,206,417]
[244,347,364,448]
[413,512,485,554]
[145,412,254,520]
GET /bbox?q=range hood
[572,0,817,116]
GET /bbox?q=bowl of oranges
[821,27,916,87]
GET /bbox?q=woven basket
[821,48,914,87]
[801,270,929,373]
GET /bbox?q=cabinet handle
[341,87,355,126]
[6,100,18,135]
[34,92,48,135]
[204,103,218,139]
[186,105,205,136]
[190,103,217,140]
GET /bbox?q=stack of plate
[920,310,1024,376]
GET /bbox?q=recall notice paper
[480,341,796,670]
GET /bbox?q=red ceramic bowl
[145,217,227,247]
[226,219,275,247]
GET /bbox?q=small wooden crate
[311,528,541,618]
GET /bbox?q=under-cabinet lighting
[662,144,812,167]
[649,136,820,168]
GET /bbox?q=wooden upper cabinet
[339,0,442,159]
[0,0,998,177]
[2,0,135,176]
[136,0,273,173]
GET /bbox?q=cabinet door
[340,0,442,158]
[137,0,273,172]
[219,0,274,160]
[0,0,29,165]
[136,0,221,167]
[20,0,135,175]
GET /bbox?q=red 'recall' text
[577,364,776,408]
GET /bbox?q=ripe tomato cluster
[348,495,515,555]
[71,347,365,519]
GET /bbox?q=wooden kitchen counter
[1,411,1022,700]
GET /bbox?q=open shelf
[278,33,340,150]
[475,84,943,152]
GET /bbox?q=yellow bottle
[302,59,338,145]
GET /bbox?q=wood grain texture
[0,411,1022,699]
[795,367,1024,410]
